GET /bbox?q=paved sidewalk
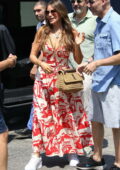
[8,127,114,170]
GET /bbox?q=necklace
[52,31,62,39]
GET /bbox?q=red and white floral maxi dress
[33,43,93,157]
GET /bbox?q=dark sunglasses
[87,0,95,4]
[71,0,83,3]
[45,10,57,15]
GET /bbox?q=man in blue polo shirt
[77,0,120,169]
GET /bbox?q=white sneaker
[69,159,79,167]
[68,154,79,167]
[25,155,42,170]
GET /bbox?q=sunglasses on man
[87,0,95,4]
[71,0,95,4]
[71,0,83,3]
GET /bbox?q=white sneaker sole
[37,161,42,169]
[25,160,42,170]
[69,160,79,167]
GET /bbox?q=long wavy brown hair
[34,0,75,52]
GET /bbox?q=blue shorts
[0,110,7,133]
[27,105,33,130]
[0,84,8,133]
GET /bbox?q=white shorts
[82,73,92,114]
[88,85,120,128]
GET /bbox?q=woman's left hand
[75,32,85,45]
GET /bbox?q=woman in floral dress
[25,0,93,170]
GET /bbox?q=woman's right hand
[30,64,38,80]
[40,62,53,73]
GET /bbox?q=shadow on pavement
[8,131,31,143]
[104,155,114,170]
[42,155,87,169]
[103,138,108,148]
[42,154,69,168]
[8,133,17,143]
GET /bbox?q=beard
[74,8,83,15]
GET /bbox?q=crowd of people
[0,0,120,170]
